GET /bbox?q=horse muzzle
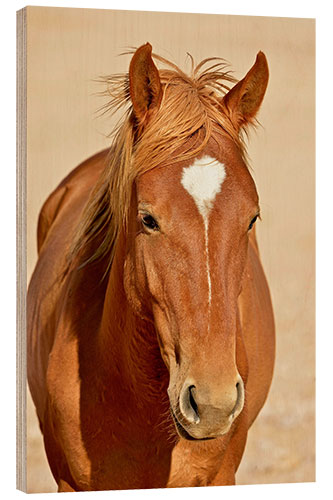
[169,376,245,440]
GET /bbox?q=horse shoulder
[28,149,109,423]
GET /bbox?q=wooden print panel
[24,6,315,492]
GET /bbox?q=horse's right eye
[141,214,159,231]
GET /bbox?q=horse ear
[129,43,162,126]
[223,51,269,129]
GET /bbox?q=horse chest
[75,385,175,489]
[86,442,172,490]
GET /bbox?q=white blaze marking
[181,156,226,309]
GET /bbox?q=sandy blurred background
[25,7,315,492]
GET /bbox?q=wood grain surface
[25,6,315,492]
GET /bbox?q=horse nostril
[188,385,199,417]
[179,384,200,424]
[231,379,244,418]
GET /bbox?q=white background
[1,0,332,499]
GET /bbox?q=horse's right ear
[129,43,162,127]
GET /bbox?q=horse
[27,43,275,491]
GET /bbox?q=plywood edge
[16,7,27,493]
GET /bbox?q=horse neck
[98,232,169,406]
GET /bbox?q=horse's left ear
[223,51,269,129]
[129,43,162,126]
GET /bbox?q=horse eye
[248,215,258,231]
[141,214,159,231]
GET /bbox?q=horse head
[122,44,269,440]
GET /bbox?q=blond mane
[69,52,250,275]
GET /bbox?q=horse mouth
[170,408,214,442]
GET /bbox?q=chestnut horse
[28,43,275,491]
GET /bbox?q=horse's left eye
[248,215,258,231]
[141,214,159,231]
